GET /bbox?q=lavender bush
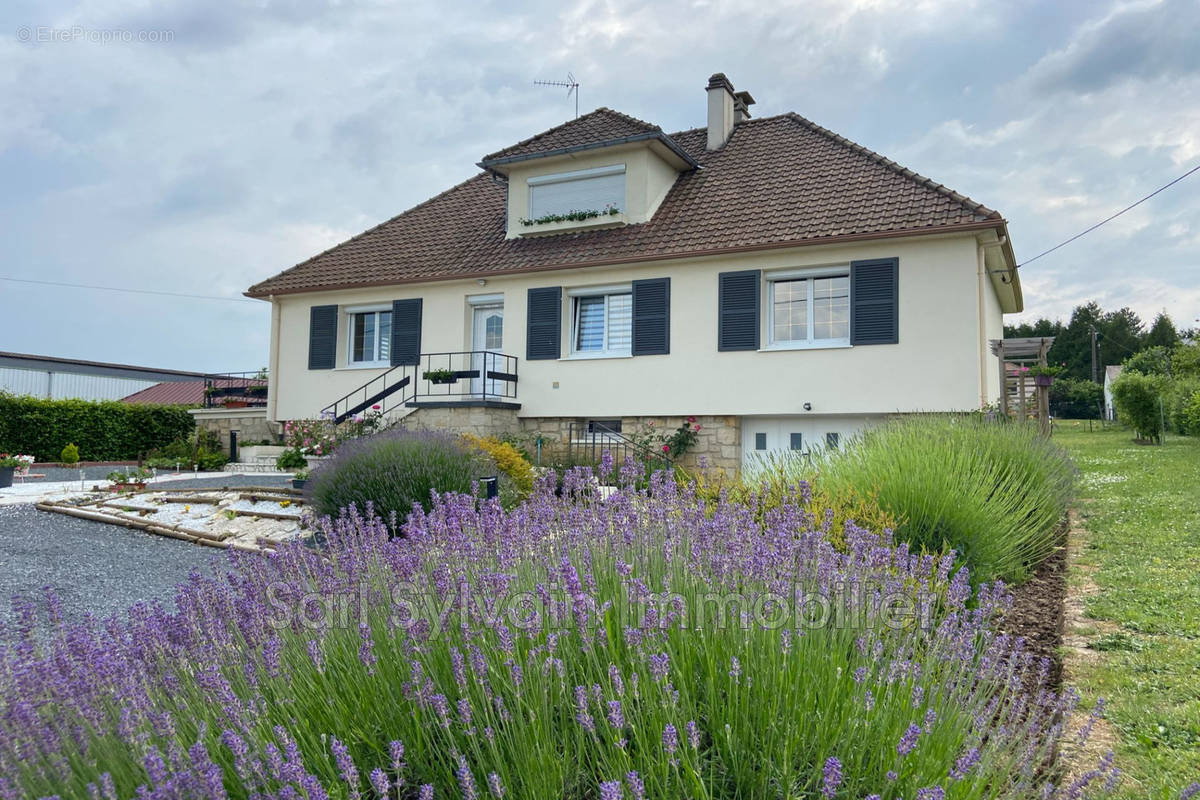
[0,467,1114,799]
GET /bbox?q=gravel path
[0,476,292,639]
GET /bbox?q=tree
[1047,302,1104,382]
[1173,341,1200,378]
[1098,307,1145,369]
[1004,317,1062,340]
[1123,346,1173,376]
[1144,312,1180,349]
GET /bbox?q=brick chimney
[706,73,736,150]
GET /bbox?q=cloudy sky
[2,0,1198,371]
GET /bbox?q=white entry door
[471,304,504,396]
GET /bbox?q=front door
[471,304,504,396]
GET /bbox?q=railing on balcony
[321,351,519,424]
[203,372,269,409]
[566,421,672,477]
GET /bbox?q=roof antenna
[533,73,579,118]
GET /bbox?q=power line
[0,276,260,304]
[1019,161,1200,268]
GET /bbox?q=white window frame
[567,284,633,359]
[345,304,392,368]
[527,164,626,219]
[764,266,852,350]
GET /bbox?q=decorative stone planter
[1033,375,1054,388]
[0,467,13,489]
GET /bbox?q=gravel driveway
[0,475,294,639]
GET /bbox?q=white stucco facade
[264,229,1011,429]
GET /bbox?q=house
[246,73,1022,472]
[1104,365,1123,420]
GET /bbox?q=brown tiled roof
[247,111,1004,297]
[480,108,662,163]
[121,379,265,405]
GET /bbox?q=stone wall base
[189,409,283,455]
[398,405,740,473]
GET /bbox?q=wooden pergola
[989,337,1055,434]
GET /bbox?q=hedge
[0,392,195,461]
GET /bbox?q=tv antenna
[534,73,580,118]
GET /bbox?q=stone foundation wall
[397,406,741,474]
[189,409,282,455]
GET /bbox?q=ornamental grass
[0,465,1110,799]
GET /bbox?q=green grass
[1053,422,1200,798]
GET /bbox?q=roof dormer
[478,108,697,238]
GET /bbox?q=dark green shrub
[1111,371,1168,442]
[1122,346,1173,376]
[1170,381,1200,436]
[0,392,194,461]
[275,448,308,471]
[309,430,493,523]
[1049,377,1103,419]
[146,430,228,471]
[59,443,80,465]
[817,416,1076,584]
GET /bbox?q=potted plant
[246,384,268,397]
[223,397,249,409]
[106,467,152,491]
[423,368,458,385]
[0,454,22,489]
[292,467,311,490]
[1025,364,1064,388]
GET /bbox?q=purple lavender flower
[607,700,625,730]
[916,787,945,800]
[648,652,670,681]
[574,685,595,732]
[419,784,434,800]
[729,656,742,680]
[390,739,406,776]
[599,780,623,800]
[821,756,842,798]
[625,771,646,800]
[370,767,390,796]
[663,722,678,755]
[898,723,922,756]
[487,772,505,798]
[686,720,700,750]
[456,755,478,800]
[949,746,980,780]
[331,736,361,800]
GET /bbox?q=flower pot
[429,377,458,385]
[223,400,249,409]
[1033,375,1054,388]
[0,467,13,489]
[292,479,308,490]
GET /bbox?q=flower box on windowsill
[518,213,627,237]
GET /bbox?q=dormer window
[528,165,625,220]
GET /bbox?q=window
[826,432,840,449]
[349,309,392,366]
[754,433,767,451]
[528,165,625,219]
[587,419,622,435]
[789,432,803,451]
[571,289,632,356]
[768,272,850,346]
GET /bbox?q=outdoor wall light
[477,278,487,286]
[803,402,813,411]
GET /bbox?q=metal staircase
[321,351,519,424]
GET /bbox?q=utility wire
[1019,162,1200,268]
[0,276,260,304]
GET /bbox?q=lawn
[1054,422,1200,798]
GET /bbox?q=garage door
[740,416,871,473]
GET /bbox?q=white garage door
[740,416,873,473]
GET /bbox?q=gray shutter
[632,278,670,356]
[307,305,338,370]
[526,287,562,360]
[390,298,422,366]
[718,270,760,351]
[850,258,899,345]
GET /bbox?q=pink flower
[661,444,670,453]
[372,405,381,410]
[687,416,696,423]
[694,425,701,432]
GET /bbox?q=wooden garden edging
[35,501,264,553]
